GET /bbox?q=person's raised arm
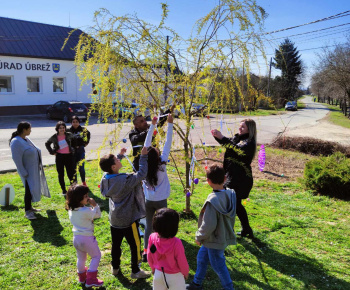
[144,116,158,147]
[87,198,101,219]
[125,146,148,187]
[211,129,237,146]
[117,147,127,160]
[160,114,174,162]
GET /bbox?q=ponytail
[9,121,31,145]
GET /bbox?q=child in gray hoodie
[99,146,151,279]
[187,164,237,290]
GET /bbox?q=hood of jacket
[206,189,236,218]
[100,173,128,201]
[150,234,178,255]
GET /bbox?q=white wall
[0,56,91,106]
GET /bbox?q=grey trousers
[144,199,167,249]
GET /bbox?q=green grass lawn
[318,102,350,129]
[0,154,349,289]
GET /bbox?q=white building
[0,17,91,115]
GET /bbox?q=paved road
[0,96,331,172]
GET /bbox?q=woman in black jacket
[45,121,75,195]
[212,119,257,238]
[67,116,91,186]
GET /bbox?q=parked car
[285,101,298,111]
[46,101,88,122]
[191,103,207,116]
[172,103,207,117]
[113,102,151,120]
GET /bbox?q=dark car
[285,101,298,111]
[46,101,88,123]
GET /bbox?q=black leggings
[55,153,75,193]
[24,180,32,212]
[231,177,253,231]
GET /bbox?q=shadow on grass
[182,240,200,271]
[262,171,284,178]
[238,237,350,289]
[184,240,276,290]
[1,204,19,211]
[30,209,66,247]
[179,210,197,220]
[79,284,106,290]
[112,271,152,290]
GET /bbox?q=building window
[53,77,65,92]
[0,76,13,93]
[27,77,41,92]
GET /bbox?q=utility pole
[164,35,169,103]
[267,57,272,97]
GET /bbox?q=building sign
[52,63,60,73]
[0,61,61,72]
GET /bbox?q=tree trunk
[184,122,191,213]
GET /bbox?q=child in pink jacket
[147,208,189,290]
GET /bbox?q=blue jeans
[194,246,234,290]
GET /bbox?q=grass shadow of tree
[112,271,152,290]
[238,237,350,289]
[183,239,275,289]
[30,209,66,247]
[1,204,19,211]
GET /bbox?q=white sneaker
[111,266,119,276]
[130,269,151,279]
[25,211,37,220]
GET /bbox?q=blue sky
[2,0,350,87]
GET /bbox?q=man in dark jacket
[129,105,174,171]
[67,116,91,185]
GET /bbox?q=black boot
[237,228,254,239]
[186,282,203,290]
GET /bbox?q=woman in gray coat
[9,122,50,220]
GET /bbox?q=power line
[265,10,350,35]
[267,22,350,41]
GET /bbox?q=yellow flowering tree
[73,0,266,213]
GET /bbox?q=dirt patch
[173,147,309,183]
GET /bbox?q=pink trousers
[73,235,101,272]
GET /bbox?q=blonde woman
[212,119,257,238]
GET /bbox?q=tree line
[311,36,350,117]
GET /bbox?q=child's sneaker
[130,269,151,279]
[111,266,119,276]
[186,282,203,289]
[25,211,37,220]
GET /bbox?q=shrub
[304,152,350,200]
[271,136,350,157]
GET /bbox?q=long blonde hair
[241,118,257,158]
